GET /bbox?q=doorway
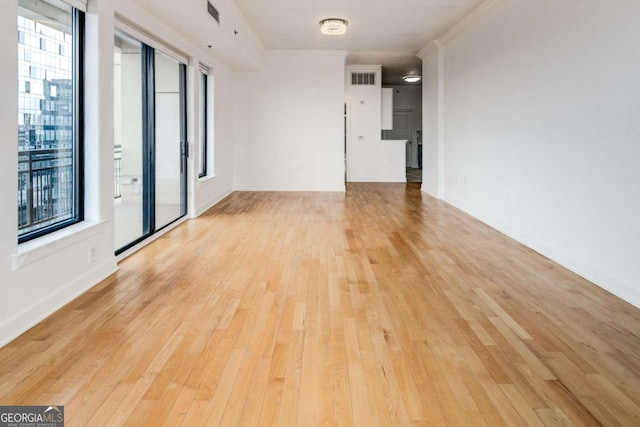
[113,29,187,254]
[383,109,421,182]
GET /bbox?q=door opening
[114,29,188,255]
[382,109,421,182]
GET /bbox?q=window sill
[198,174,217,184]
[14,220,106,271]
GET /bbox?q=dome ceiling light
[403,74,422,83]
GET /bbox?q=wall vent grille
[207,2,220,23]
[351,72,376,85]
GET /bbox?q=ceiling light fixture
[319,18,348,35]
[403,74,422,83]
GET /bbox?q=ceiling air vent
[207,1,220,23]
[351,72,375,86]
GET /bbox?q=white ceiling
[234,0,487,84]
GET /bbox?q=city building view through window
[17,0,79,240]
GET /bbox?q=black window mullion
[180,63,188,216]
[199,72,207,178]
[74,8,85,225]
[142,45,155,235]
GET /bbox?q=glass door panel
[114,30,145,250]
[113,27,187,254]
[154,51,186,229]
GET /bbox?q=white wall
[191,64,236,216]
[0,0,21,343]
[421,47,442,197]
[0,0,245,346]
[421,0,640,306]
[0,0,118,347]
[233,51,346,191]
[346,66,407,183]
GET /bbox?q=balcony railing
[18,147,74,234]
[18,146,127,234]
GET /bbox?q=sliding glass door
[114,31,145,250]
[113,28,187,254]
[154,51,187,229]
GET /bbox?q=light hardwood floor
[1,183,640,426]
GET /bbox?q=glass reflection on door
[154,51,186,229]
[114,31,145,250]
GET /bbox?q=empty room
[1,0,639,425]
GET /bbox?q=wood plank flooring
[1,183,640,426]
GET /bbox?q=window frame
[18,5,85,244]
[198,69,208,178]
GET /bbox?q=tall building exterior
[17,9,75,234]
[18,13,73,150]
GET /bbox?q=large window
[199,69,208,178]
[17,0,84,242]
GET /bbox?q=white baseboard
[0,259,118,347]
[116,216,188,261]
[421,185,439,198]
[346,178,407,183]
[443,195,640,310]
[234,185,346,192]
[194,187,234,217]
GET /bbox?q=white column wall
[421,47,442,197]
[420,0,640,307]
[233,51,346,191]
[346,66,407,183]
[191,63,235,216]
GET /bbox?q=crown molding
[439,0,505,44]
[417,40,441,60]
[416,0,505,59]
